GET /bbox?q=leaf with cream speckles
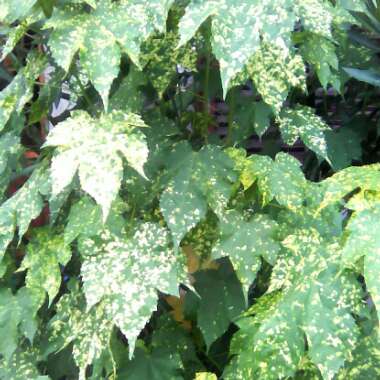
[47,283,113,380]
[0,0,37,23]
[45,0,173,108]
[212,211,280,295]
[0,345,49,380]
[20,228,72,305]
[44,110,148,219]
[226,231,361,380]
[278,105,330,161]
[160,142,238,248]
[337,331,380,380]
[341,204,380,322]
[79,223,188,357]
[178,0,333,97]
[241,152,307,209]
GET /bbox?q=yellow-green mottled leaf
[20,228,72,305]
[0,52,46,131]
[341,204,380,322]
[239,44,306,114]
[226,231,360,380]
[319,164,380,209]
[195,372,217,380]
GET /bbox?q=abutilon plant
[0,0,380,379]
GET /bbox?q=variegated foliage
[0,0,379,379]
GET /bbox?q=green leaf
[193,259,246,348]
[0,0,37,23]
[20,228,72,305]
[44,110,148,219]
[212,211,280,295]
[160,142,237,248]
[325,127,363,170]
[117,346,183,380]
[79,223,187,357]
[0,52,46,131]
[341,204,380,321]
[109,65,147,113]
[0,287,43,360]
[0,165,50,260]
[343,67,380,87]
[45,0,172,108]
[64,195,126,245]
[278,105,330,161]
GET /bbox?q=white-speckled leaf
[278,105,330,161]
[212,211,280,295]
[47,284,113,380]
[160,142,237,248]
[44,110,148,219]
[226,231,361,380]
[45,0,170,107]
[79,223,187,357]
[178,0,333,96]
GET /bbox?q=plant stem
[73,71,96,116]
[225,90,236,146]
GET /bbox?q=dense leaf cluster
[0,0,380,379]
